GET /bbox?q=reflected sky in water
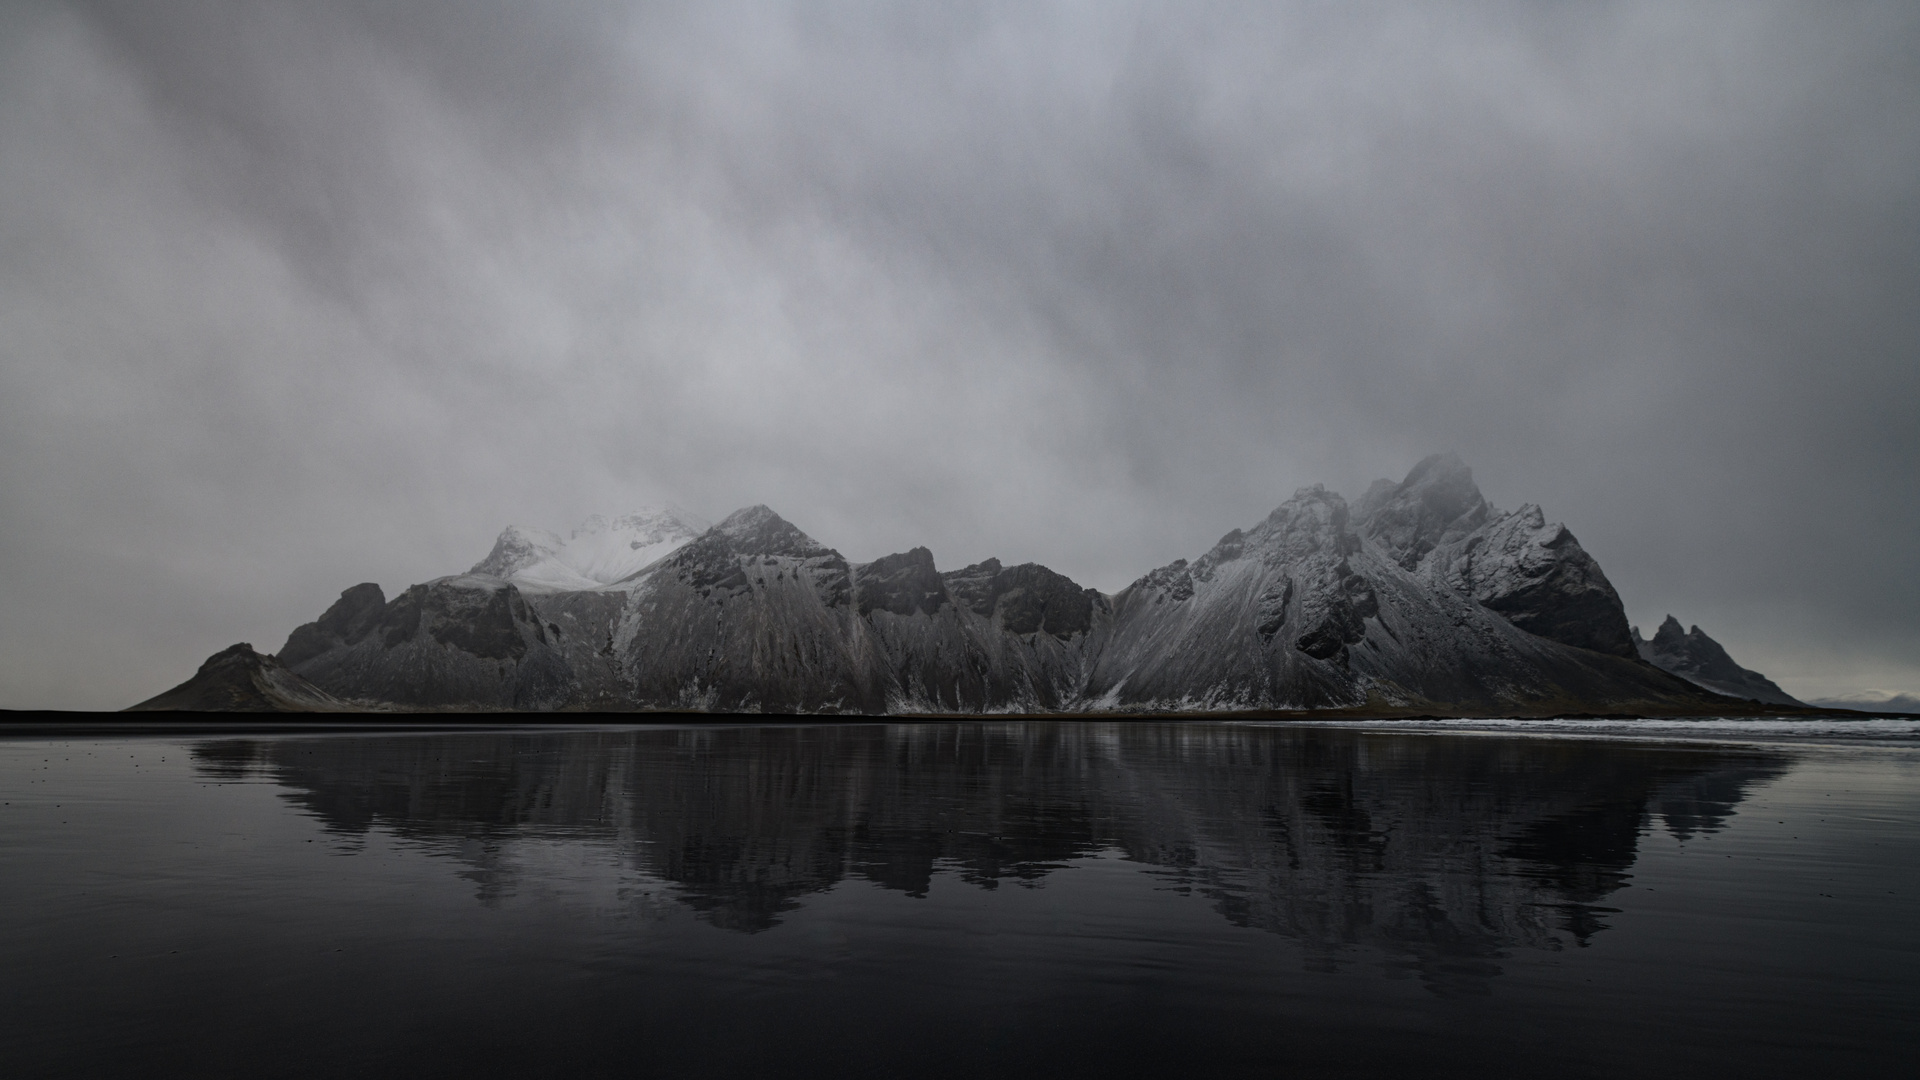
[3,722,1917,1078]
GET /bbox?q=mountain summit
[137,458,1815,715]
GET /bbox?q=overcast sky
[2,0,1915,709]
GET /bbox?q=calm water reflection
[193,725,1782,957]
[3,722,1917,1079]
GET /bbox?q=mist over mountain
[470,510,709,592]
[135,456,1814,716]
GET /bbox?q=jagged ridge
[136,456,1808,715]
[1633,616,1802,707]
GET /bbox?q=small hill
[128,643,357,712]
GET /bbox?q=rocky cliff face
[609,507,1107,714]
[280,577,573,710]
[144,456,1796,715]
[1633,616,1803,707]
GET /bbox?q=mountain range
[133,455,1824,715]
[1802,690,1920,715]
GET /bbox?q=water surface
[3,720,1916,1078]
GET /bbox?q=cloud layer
[3,0,1916,707]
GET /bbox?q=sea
[3,717,1916,1078]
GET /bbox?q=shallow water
[2,720,1916,1078]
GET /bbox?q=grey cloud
[1,0,1916,707]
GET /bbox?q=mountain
[135,457,1812,715]
[128,643,355,712]
[1631,616,1803,707]
[1083,456,1691,713]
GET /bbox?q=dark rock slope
[129,643,352,712]
[141,455,1799,715]
[1633,616,1803,707]
[611,508,1107,713]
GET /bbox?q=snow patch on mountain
[469,508,708,592]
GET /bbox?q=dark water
[3,721,1917,1079]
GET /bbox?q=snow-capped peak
[470,507,709,592]
[711,505,832,557]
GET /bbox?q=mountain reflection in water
[191,723,1785,989]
